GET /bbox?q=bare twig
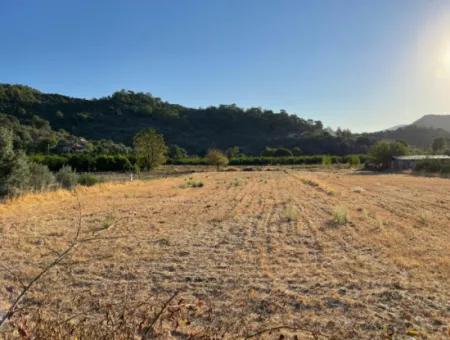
[0,193,127,330]
[0,236,80,328]
[0,264,27,290]
[142,291,178,338]
[245,325,328,339]
[0,194,84,329]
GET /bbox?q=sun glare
[445,45,450,70]
[437,44,450,77]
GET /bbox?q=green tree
[206,149,229,170]
[226,146,240,158]
[292,147,303,156]
[133,128,167,170]
[2,151,31,197]
[0,127,14,161]
[432,137,448,153]
[168,145,187,160]
[369,140,408,169]
[261,147,276,157]
[0,129,31,197]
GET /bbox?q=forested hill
[1,84,448,155]
[0,84,367,155]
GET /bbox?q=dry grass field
[0,169,449,338]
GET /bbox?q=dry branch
[142,291,178,338]
[0,193,121,329]
[245,325,328,339]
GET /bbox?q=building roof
[392,155,450,161]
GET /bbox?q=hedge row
[30,154,368,172]
[415,159,450,174]
[170,154,368,166]
[30,154,136,172]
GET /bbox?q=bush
[29,154,68,171]
[31,154,134,172]
[348,155,361,168]
[322,155,332,167]
[29,162,55,191]
[68,154,95,172]
[333,206,348,225]
[415,159,450,175]
[56,165,79,190]
[0,151,31,197]
[206,149,229,170]
[78,173,103,186]
[180,179,204,188]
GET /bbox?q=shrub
[56,165,79,190]
[95,155,132,172]
[0,128,28,197]
[281,205,299,222]
[68,154,95,172]
[180,179,204,188]
[348,155,361,168]
[415,159,450,175]
[0,151,31,197]
[333,206,348,225]
[29,162,55,191]
[206,149,229,170]
[29,154,68,171]
[322,155,332,167]
[441,163,450,174]
[78,173,103,187]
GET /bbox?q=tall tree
[369,140,408,169]
[133,128,167,170]
[0,128,31,197]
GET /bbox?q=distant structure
[392,155,450,170]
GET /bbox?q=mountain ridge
[413,114,450,133]
[1,83,449,154]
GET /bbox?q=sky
[1,0,450,132]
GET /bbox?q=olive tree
[0,128,31,197]
[206,149,229,171]
[133,128,168,170]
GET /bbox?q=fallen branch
[0,236,80,328]
[245,325,327,339]
[0,193,121,329]
[142,291,178,338]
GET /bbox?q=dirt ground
[0,169,449,339]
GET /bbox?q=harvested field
[0,169,449,338]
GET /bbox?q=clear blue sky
[1,0,450,132]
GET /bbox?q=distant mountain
[413,114,450,133]
[366,125,450,149]
[365,114,450,149]
[383,124,407,131]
